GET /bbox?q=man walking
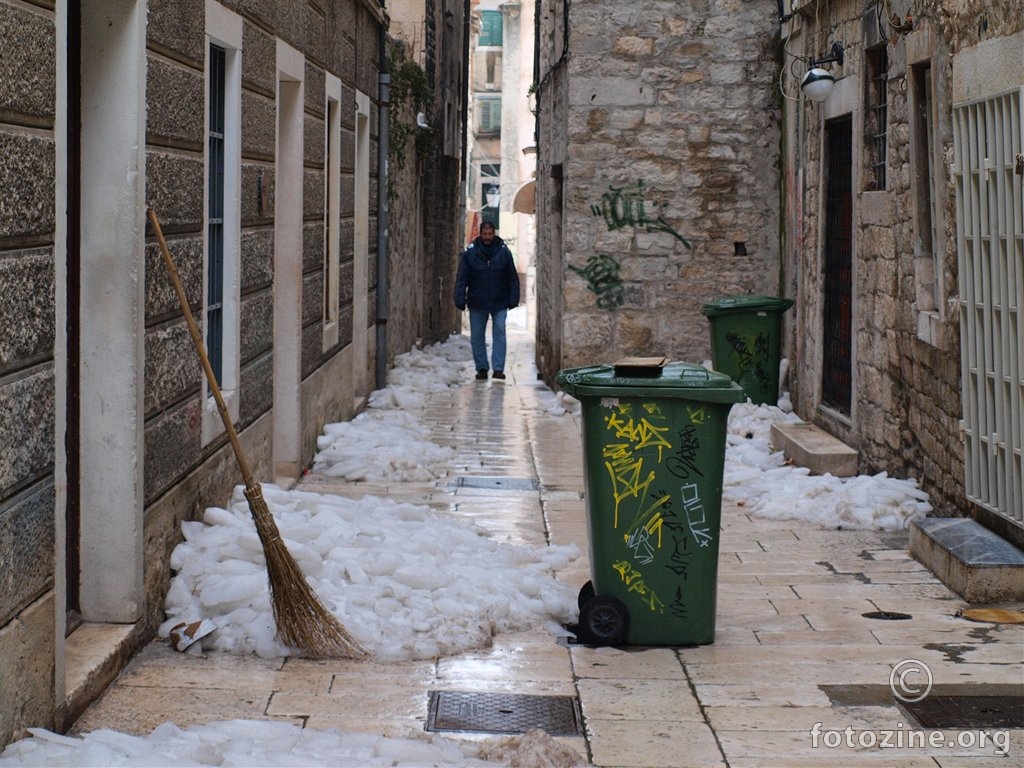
[454,222,520,380]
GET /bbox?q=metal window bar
[954,87,1024,524]
[822,116,854,415]
[207,44,226,387]
[865,47,888,190]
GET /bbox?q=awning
[512,181,536,214]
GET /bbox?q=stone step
[910,516,1024,602]
[769,420,859,477]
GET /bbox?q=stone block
[240,291,273,362]
[242,163,273,223]
[304,111,325,167]
[0,480,55,626]
[302,222,325,274]
[241,228,274,291]
[0,249,55,369]
[0,593,56,747]
[147,0,204,65]
[0,366,54,495]
[304,167,326,218]
[910,517,1024,602]
[145,236,202,323]
[570,77,658,108]
[241,23,276,96]
[146,56,203,147]
[239,351,273,427]
[143,396,202,505]
[770,420,859,477]
[305,58,325,115]
[0,3,55,120]
[0,130,54,239]
[241,91,276,159]
[302,271,324,327]
[144,320,200,416]
[146,152,203,229]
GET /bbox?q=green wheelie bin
[700,295,794,406]
[557,359,745,646]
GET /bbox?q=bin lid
[700,295,795,317]
[556,361,746,403]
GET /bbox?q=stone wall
[0,0,58,746]
[535,1,783,381]
[783,0,1024,521]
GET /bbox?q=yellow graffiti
[603,446,656,528]
[604,404,672,460]
[612,560,667,613]
[622,494,670,548]
[687,405,707,425]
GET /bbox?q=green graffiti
[569,254,625,309]
[590,180,691,247]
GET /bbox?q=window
[910,61,942,320]
[323,74,342,350]
[864,45,887,190]
[481,162,500,225]
[204,7,243,444]
[479,10,502,46]
[476,96,501,134]
[207,44,225,384]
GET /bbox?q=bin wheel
[577,581,595,611]
[579,595,630,646]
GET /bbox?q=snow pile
[367,334,474,410]
[724,402,932,530]
[312,410,455,482]
[160,484,578,660]
[0,721,584,768]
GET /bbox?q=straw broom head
[246,485,368,659]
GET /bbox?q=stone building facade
[533,0,785,383]
[780,0,1023,536]
[0,0,461,749]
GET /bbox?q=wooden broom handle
[147,208,257,489]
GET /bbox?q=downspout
[376,22,391,390]
[458,0,470,249]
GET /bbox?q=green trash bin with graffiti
[557,358,745,646]
[701,296,795,406]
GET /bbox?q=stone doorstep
[769,420,859,477]
[909,516,1024,602]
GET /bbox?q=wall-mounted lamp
[416,112,430,129]
[800,42,844,102]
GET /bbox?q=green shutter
[478,98,501,132]
[479,11,503,46]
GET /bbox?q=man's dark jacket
[454,234,520,312]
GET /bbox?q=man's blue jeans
[469,307,507,373]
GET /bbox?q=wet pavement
[71,321,1024,766]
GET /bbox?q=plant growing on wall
[387,41,434,180]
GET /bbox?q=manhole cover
[425,691,582,735]
[901,695,1024,729]
[862,610,913,620]
[454,476,539,491]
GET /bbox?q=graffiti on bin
[665,424,704,480]
[682,482,714,548]
[598,401,718,616]
[724,330,772,389]
[612,559,667,612]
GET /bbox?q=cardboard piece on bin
[614,356,667,376]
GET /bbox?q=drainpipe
[376,23,390,391]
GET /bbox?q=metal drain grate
[454,476,539,491]
[862,611,913,620]
[425,691,583,735]
[901,695,1024,729]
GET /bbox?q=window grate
[207,44,226,387]
[954,87,1024,526]
[864,46,888,191]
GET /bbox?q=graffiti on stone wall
[590,180,691,247]
[571,180,691,310]
[568,254,625,309]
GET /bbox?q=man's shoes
[492,371,505,380]
[475,369,489,380]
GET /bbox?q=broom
[148,208,367,660]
